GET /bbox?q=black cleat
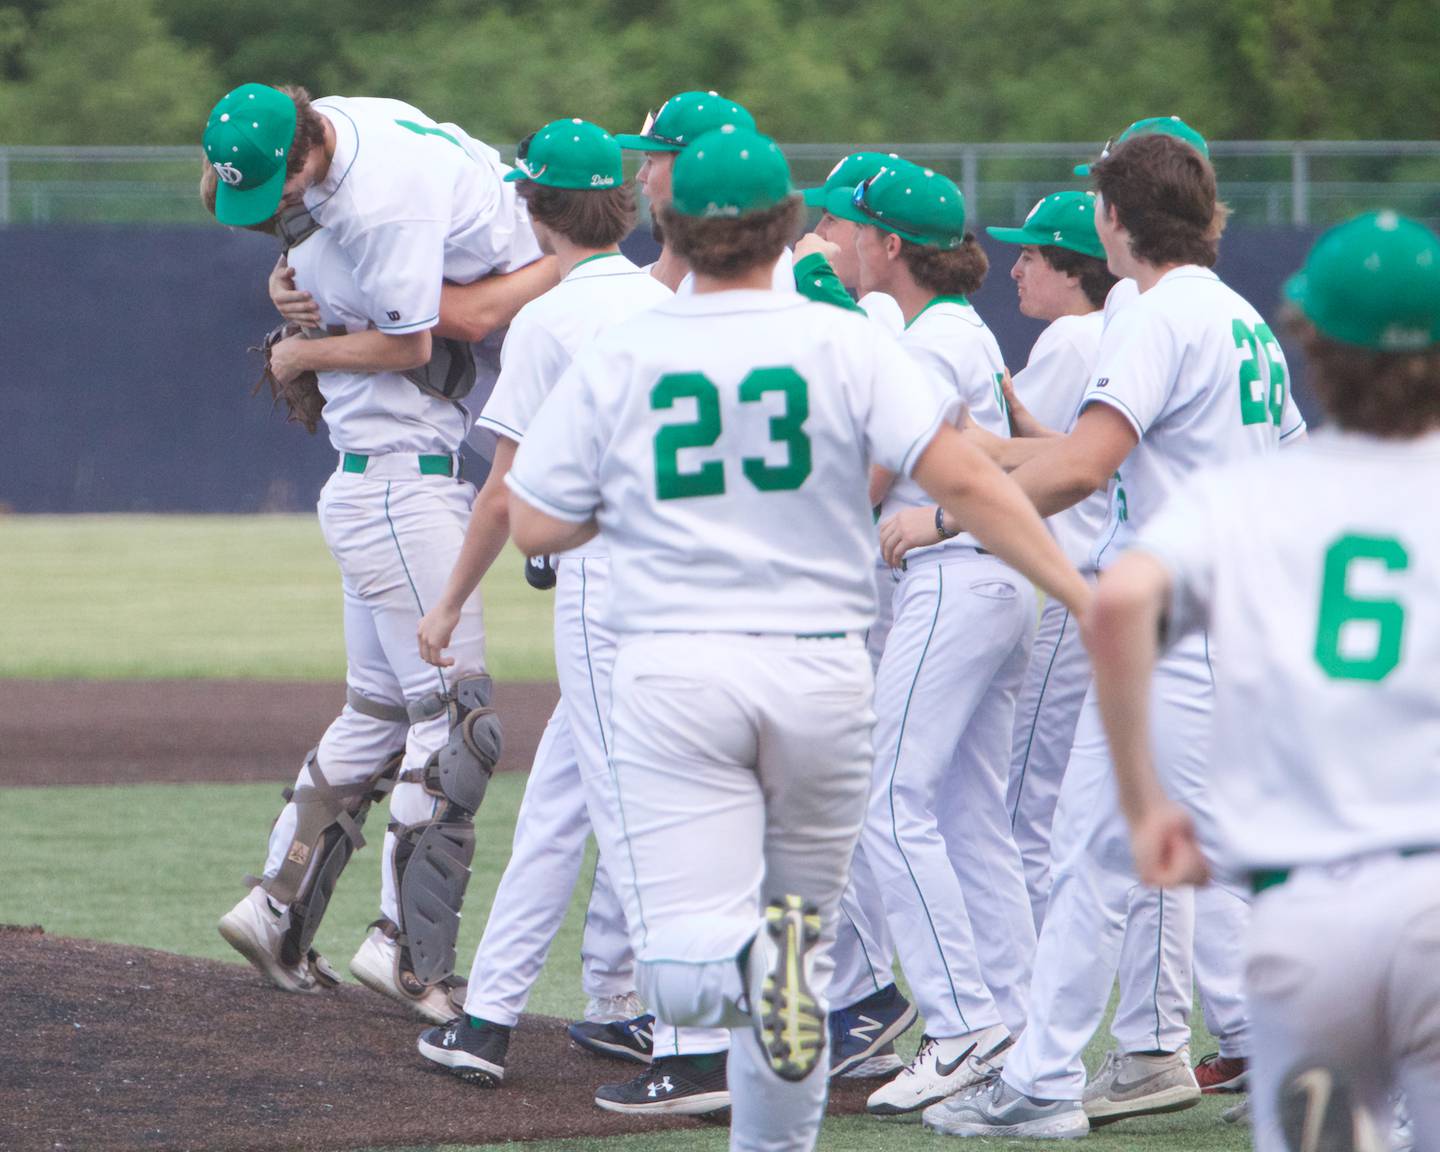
[417,1018,510,1087]
[568,1012,654,1064]
[594,1053,730,1115]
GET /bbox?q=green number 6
[1314,533,1409,681]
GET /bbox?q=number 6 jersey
[507,289,956,635]
[1134,428,1440,872]
[1082,265,1307,570]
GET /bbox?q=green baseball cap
[505,118,623,190]
[823,158,965,249]
[613,91,756,153]
[802,151,899,208]
[203,83,297,227]
[1285,210,1440,352]
[670,126,793,218]
[986,190,1105,260]
[1074,115,1209,176]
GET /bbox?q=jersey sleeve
[1080,305,1180,438]
[505,348,605,524]
[476,312,568,443]
[348,219,448,334]
[1130,481,1221,644]
[1012,323,1091,433]
[863,327,960,476]
[1279,382,1308,443]
[792,253,864,315]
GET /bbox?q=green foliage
[1,0,1437,145]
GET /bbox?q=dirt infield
[0,679,560,788]
[0,926,875,1152]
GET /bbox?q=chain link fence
[2,141,1437,228]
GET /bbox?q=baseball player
[924,132,1306,1139]
[502,123,1089,1152]
[795,159,1039,1117]
[409,119,675,1093]
[801,152,906,333]
[1091,209,1440,1152]
[202,164,500,1024]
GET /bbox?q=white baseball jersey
[305,96,543,335]
[877,297,1009,557]
[1136,428,1440,871]
[677,247,795,295]
[477,252,673,558]
[859,291,904,334]
[1011,312,1108,570]
[286,228,466,454]
[1082,265,1307,570]
[508,290,956,634]
[1102,276,1140,327]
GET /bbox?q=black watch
[935,506,959,540]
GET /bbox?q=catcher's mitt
[252,323,324,434]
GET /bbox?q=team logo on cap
[213,162,244,186]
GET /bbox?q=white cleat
[349,923,463,1025]
[1083,1048,1201,1126]
[866,1023,1013,1116]
[218,887,324,994]
[923,1072,1090,1139]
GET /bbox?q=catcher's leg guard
[389,674,502,993]
[257,741,404,973]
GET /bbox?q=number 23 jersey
[1135,429,1440,871]
[1082,265,1307,570]
[507,290,956,635]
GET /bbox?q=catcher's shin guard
[390,674,502,991]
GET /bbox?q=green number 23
[1314,533,1409,681]
[651,368,811,500]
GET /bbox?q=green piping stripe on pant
[383,481,447,698]
[1150,889,1167,1049]
[1009,607,1070,831]
[886,564,970,1031]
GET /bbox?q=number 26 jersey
[508,289,956,635]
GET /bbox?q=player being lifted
[503,125,1089,1152]
[1092,211,1440,1152]
[922,133,1303,1138]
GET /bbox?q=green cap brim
[1282,271,1309,312]
[1073,162,1093,177]
[985,225,1041,246]
[802,185,839,208]
[502,168,524,182]
[214,163,288,228]
[612,134,682,153]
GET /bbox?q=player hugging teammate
[204,83,1437,1152]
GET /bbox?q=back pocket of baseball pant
[969,579,1019,600]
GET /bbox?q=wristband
[935,506,959,540]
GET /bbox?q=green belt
[341,452,453,477]
[1252,845,1439,894]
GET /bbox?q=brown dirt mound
[0,680,560,788]
[0,929,875,1152]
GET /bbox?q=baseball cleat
[754,895,824,1082]
[922,1072,1090,1139]
[349,921,464,1025]
[584,991,646,1023]
[866,1024,1012,1116]
[1083,1048,1201,1126]
[594,1054,730,1116]
[218,887,331,994]
[1194,1051,1249,1093]
[828,982,917,1079]
[1279,1065,1387,1152]
[417,1017,510,1087]
[568,1013,654,1064]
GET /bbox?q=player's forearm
[435,257,561,342]
[295,329,431,374]
[1008,437,1112,518]
[869,464,895,509]
[967,428,1062,473]
[437,480,512,613]
[506,493,598,556]
[914,428,1090,618]
[1085,555,1172,829]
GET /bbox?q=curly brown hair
[1038,245,1118,310]
[276,84,327,180]
[897,233,988,297]
[1092,134,1228,269]
[1293,320,1440,438]
[517,181,637,249]
[659,197,804,279]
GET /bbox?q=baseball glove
[252,322,324,434]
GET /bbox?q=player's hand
[878,506,943,568]
[267,333,311,386]
[1000,369,1048,438]
[417,603,462,668]
[1130,802,1209,888]
[269,255,322,328]
[793,232,840,264]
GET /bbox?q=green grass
[0,515,556,681]
[0,776,1249,1152]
